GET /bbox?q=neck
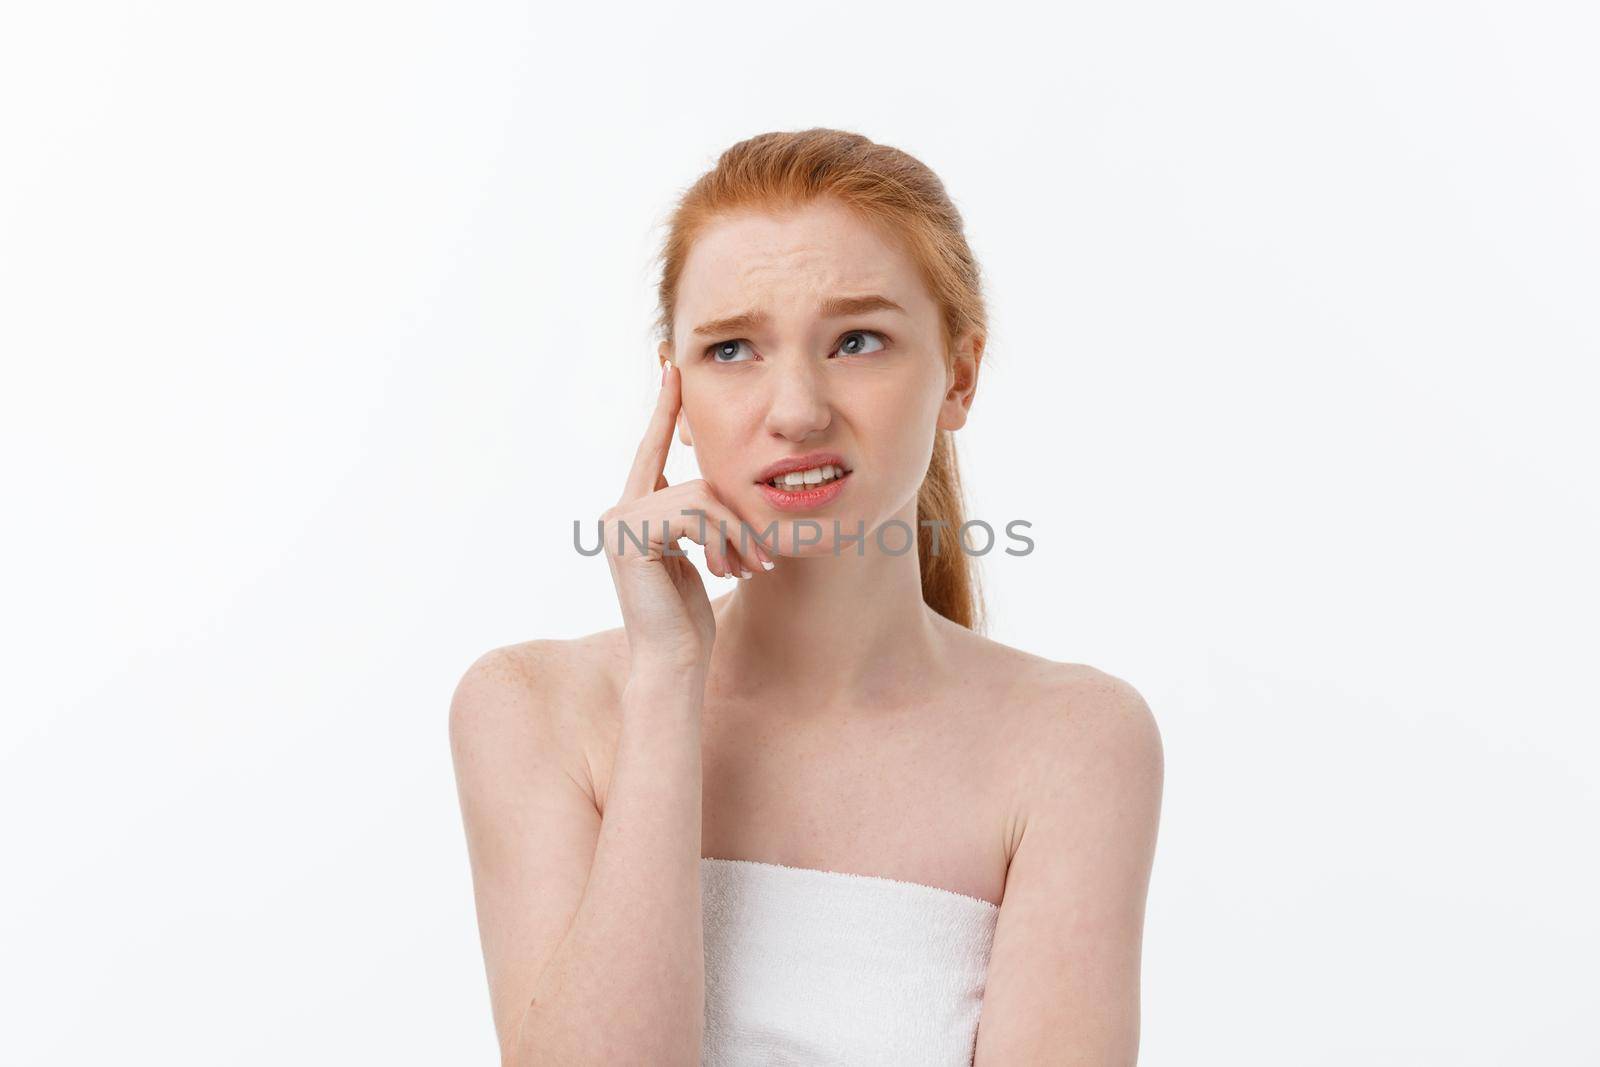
[706,496,949,713]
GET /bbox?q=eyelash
[701,329,890,363]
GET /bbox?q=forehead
[676,198,931,325]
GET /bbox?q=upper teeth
[769,464,846,488]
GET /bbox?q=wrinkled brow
[691,294,906,338]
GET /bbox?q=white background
[3,2,1596,1063]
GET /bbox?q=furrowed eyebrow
[690,294,906,339]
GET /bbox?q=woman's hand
[599,360,773,672]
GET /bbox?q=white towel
[700,857,1000,1067]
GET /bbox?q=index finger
[619,358,681,505]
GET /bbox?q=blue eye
[835,330,887,357]
[702,330,890,363]
[705,339,753,363]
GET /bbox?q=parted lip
[753,451,852,484]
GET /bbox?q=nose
[762,355,833,441]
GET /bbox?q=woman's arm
[971,666,1165,1066]
[450,643,708,1066]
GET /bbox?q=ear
[936,330,984,432]
[659,339,694,447]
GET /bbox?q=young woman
[451,128,1164,1066]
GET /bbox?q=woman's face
[662,197,979,556]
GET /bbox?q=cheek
[684,380,772,437]
[680,394,720,446]
[679,397,748,486]
[861,368,944,434]
[844,407,939,502]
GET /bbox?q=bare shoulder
[446,629,629,803]
[1012,655,1163,813]
[1023,658,1161,760]
[936,620,1163,814]
[457,628,626,698]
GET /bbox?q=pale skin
[450,196,1164,1064]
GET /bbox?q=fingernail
[761,559,775,571]
[740,569,753,579]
